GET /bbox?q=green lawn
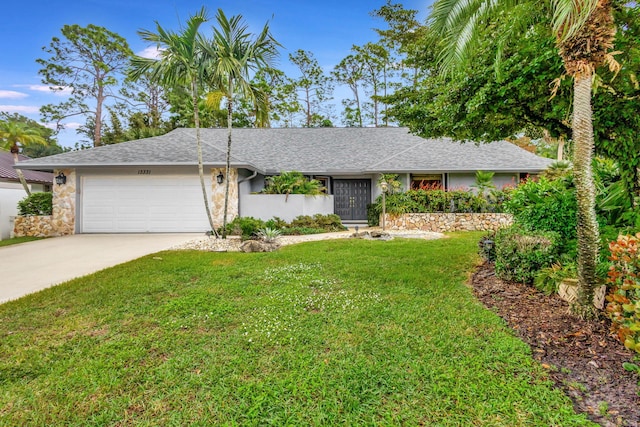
[0,236,42,247]
[0,233,594,426]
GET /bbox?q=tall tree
[0,122,47,194]
[332,54,365,127]
[37,24,133,147]
[200,9,279,238]
[353,43,392,126]
[289,50,334,127]
[431,0,617,318]
[130,7,219,237]
[252,68,300,127]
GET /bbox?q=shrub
[281,227,326,235]
[263,171,325,196]
[264,217,287,230]
[17,192,53,216]
[367,204,379,227]
[289,214,346,232]
[605,233,640,353]
[534,263,576,296]
[504,176,577,240]
[374,188,507,215]
[223,217,265,239]
[494,226,561,285]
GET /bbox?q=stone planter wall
[383,212,513,232]
[13,215,56,237]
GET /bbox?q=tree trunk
[193,79,218,238]
[571,73,600,319]
[95,86,104,147]
[556,136,565,161]
[222,80,233,239]
[12,150,31,195]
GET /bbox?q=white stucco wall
[0,182,45,240]
[239,194,334,222]
[447,172,518,191]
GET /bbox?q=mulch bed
[470,261,640,427]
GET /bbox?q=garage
[81,174,211,233]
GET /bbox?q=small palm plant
[257,227,282,243]
[263,171,325,200]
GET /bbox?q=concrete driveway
[0,233,201,304]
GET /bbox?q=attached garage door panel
[82,175,211,232]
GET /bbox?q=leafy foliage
[504,176,577,241]
[605,234,640,353]
[37,24,133,147]
[370,188,511,217]
[534,263,577,296]
[256,227,282,243]
[494,226,561,285]
[263,171,325,196]
[224,214,346,239]
[288,214,346,232]
[17,192,53,216]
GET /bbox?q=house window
[411,174,443,190]
[313,176,329,194]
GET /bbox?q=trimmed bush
[226,214,346,238]
[223,217,265,239]
[504,177,577,240]
[494,226,561,285]
[371,188,510,216]
[17,192,53,216]
[289,214,346,232]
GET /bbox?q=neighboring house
[15,127,552,234]
[0,151,52,239]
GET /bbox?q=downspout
[237,169,259,217]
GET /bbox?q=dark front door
[333,179,371,221]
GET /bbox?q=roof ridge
[195,129,263,173]
[365,135,433,170]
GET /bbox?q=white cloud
[27,85,73,96]
[137,46,163,59]
[0,90,28,99]
[0,105,40,114]
[65,122,82,129]
[43,121,82,130]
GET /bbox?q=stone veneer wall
[384,212,513,232]
[14,168,77,237]
[211,168,238,227]
[14,216,55,237]
[52,168,76,235]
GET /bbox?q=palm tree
[0,122,47,195]
[430,0,616,318]
[129,7,219,237]
[200,9,279,238]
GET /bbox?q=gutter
[238,169,258,184]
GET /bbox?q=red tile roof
[0,151,52,184]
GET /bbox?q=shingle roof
[0,151,52,183]
[15,127,552,174]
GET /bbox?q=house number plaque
[137,170,151,175]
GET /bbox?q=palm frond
[551,0,599,42]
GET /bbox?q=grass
[0,233,595,426]
[0,236,42,247]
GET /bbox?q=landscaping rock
[239,240,280,253]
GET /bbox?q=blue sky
[0,0,431,147]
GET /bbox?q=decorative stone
[239,240,280,253]
[382,213,513,232]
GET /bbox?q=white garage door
[81,175,211,232]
